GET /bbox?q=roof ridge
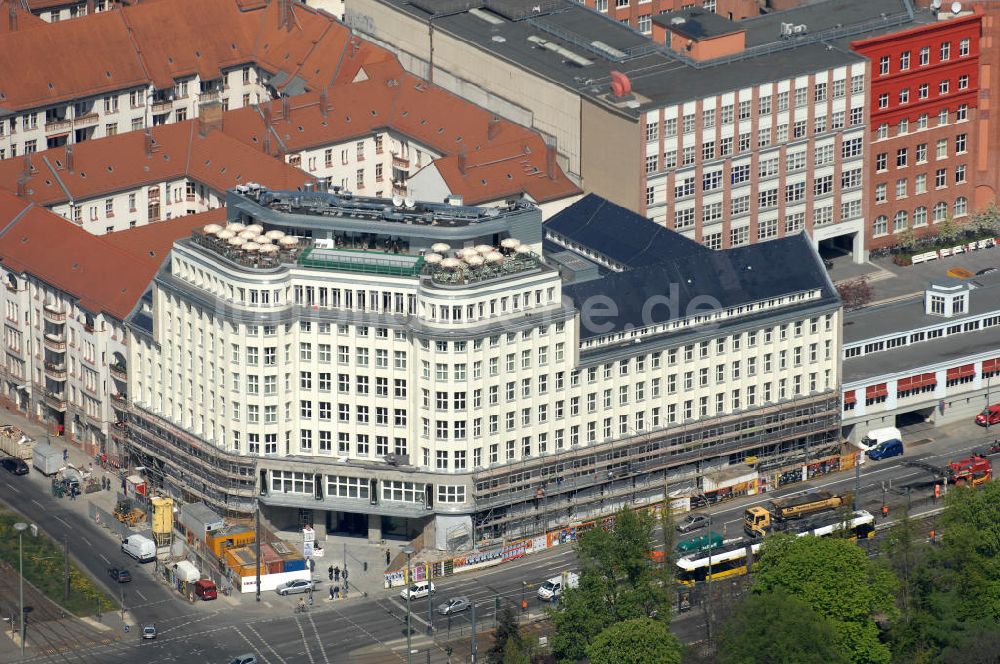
[39,155,72,203]
[0,198,33,239]
[118,5,154,85]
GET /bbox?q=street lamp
[14,522,27,656]
[402,545,416,664]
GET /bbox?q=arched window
[893,210,909,232]
[873,215,889,236]
[933,202,948,222]
[913,206,928,227]
[954,196,968,217]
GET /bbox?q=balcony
[42,304,66,322]
[74,113,99,128]
[150,100,173,115]
[199,89,221,104]
[43,390,67,411]
[111,392,129,411]
[44,362,67,381]
[109,363,127,382]
[391,154,410,170]
[44,118,73,133]
[392,183,408,197]
[43,333,66,352]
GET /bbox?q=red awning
[983,358,1000,374]
[947,364,976,380]
[865,384,888,399]
[899,373,937,390]
[843,392,857,405]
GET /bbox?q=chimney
[263,131,272,155]
[545,143,557,180]
[21,153,31,177]
[65,145,73,172]
[262,105,273,127]
[457,150,467,175]
[144,127,153,156]
[281,97,290,120]
[487,115,501,141]
[198,100,224,134]
[319,90,329,119]
[15,177,26,198]
[8,5,16,32]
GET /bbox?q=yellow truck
[744,491,850,538]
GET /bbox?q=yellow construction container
[151,497,174,535]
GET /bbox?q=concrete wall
[345,0,583,179]
[580,99,641,212]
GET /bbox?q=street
[1,416,995,663]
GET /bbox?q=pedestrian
[309,592,314,606]
[329,586,335,600]
[385,548,391,566]
[881,504,889,518]
[343,567,349,582]
[333,585,340,599]
[63,448,68,462]
[344,578,349,593]
[333,566,340,582]
[328,565,334,581]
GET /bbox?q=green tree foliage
[586,618,682,664]
[717,588,849,664]
[488,603,528,664]
[751,534,898,664]
[550,508,672,663]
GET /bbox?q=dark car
[108,567,131,583]
[676,514,709,534]
[976,267,998,276]
[1,457,29,475]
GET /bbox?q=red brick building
[578,0,759,34]
[852,11,982,249]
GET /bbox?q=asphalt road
[2,417,995,663]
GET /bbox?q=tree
[937,215,963,245]
[488,603,529,664]
[836,277,873,311]
[550,508,672,663]
[897,225,918,253]
[750,534,898,664]
[717,589,849,664]
[586,618,682,664]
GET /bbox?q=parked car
[275,579,314,596]
[676,514,709,534]
[0,457,28,475]
[194,579,218,600]
[400,581,435,600]
[141,624,156,640]
[976,404,1000,426]
[976,267,998,276]
[437,596,470,615]
[227,656,258,664]
[108,567,131,583]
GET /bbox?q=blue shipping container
[284,559,307,572]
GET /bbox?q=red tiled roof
[0,191,217,319]
[223,61,580,205]
[0,120,310,206]
[0,0,351,110]
[0,1,46,33]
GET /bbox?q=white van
[536,572,579,601]
[400,580,435,600]
[853,427,902,464]
[121,535,156,563]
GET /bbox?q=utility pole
[426,564,433,635]
[63,536,70,602]
[470,602,478,664]
[853,455,861,511]
[255,502,261,603]
[403,546,415,664]
[705,509,713,643]
[14,522,27,657]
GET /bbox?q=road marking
[247,623,287,664]
[4,482,19,493]
[31,499,43,508]
[295,617,316,664]
[307,613,330,664]
[54,515,70,528]
[389,598,431,629]
[99,553,111,565]
[135,590,147,601]
[81,536,91,547]
[233,626,272,664]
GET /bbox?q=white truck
[121,535,156,563]
[0,425,34,462]
[537,572,579,601]
[32,442,63,476]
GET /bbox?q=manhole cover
[947,267,973,279]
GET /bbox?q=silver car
[676,514,709,534]
[275,579,314,596]
[141,624,157,640]
[437,596,470,615]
